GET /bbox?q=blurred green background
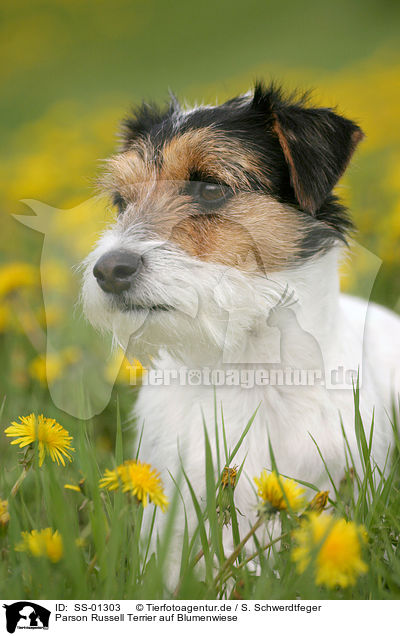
[1,0,400,432]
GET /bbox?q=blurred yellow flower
[292,513,368,588]
[64,484,81,493]
[40,261,71,290]
[100,460,168,511]
[254,470,306,512]
[15,528,63,563]
[0,499,10,526]
[5,413,75,466]
[29,353,63,385]
[64,478,85,493]
[29,347,82,385]
[104,349,146,385]
[62,346,81,365]
[0,262,38,297]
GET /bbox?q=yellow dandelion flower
[100,460,168,511]
[254,470,306,512]
[15,528,63,563]
[292,513,368,588]
[5,414,75,466]
[0,499,10,526]
[0,262,38,297]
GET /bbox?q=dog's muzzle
[93,249,142,294]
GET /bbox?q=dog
[82,82,400,573]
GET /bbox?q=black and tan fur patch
[100,83,364,273]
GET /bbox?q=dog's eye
[198,183,227,203]
[188,181,232,211]
[182,179,233,213]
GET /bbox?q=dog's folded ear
[252,83,364,214]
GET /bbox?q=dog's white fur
[83,210,400,568]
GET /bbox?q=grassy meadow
[1,0,400,600]
[2,392,400,600]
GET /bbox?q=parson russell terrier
[82,83,400,563]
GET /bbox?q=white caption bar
[1,599,399,635]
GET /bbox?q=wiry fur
[82,83,400,582]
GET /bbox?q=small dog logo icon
[2,602,50,633]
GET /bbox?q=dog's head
[82,83,363,363]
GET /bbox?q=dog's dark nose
[93,250,142,294]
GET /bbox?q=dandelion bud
[308,490,329,513]
[217,466,238,526]
[0,499,10,532]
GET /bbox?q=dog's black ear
[252,83,364,214]
[120,94,180,149]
